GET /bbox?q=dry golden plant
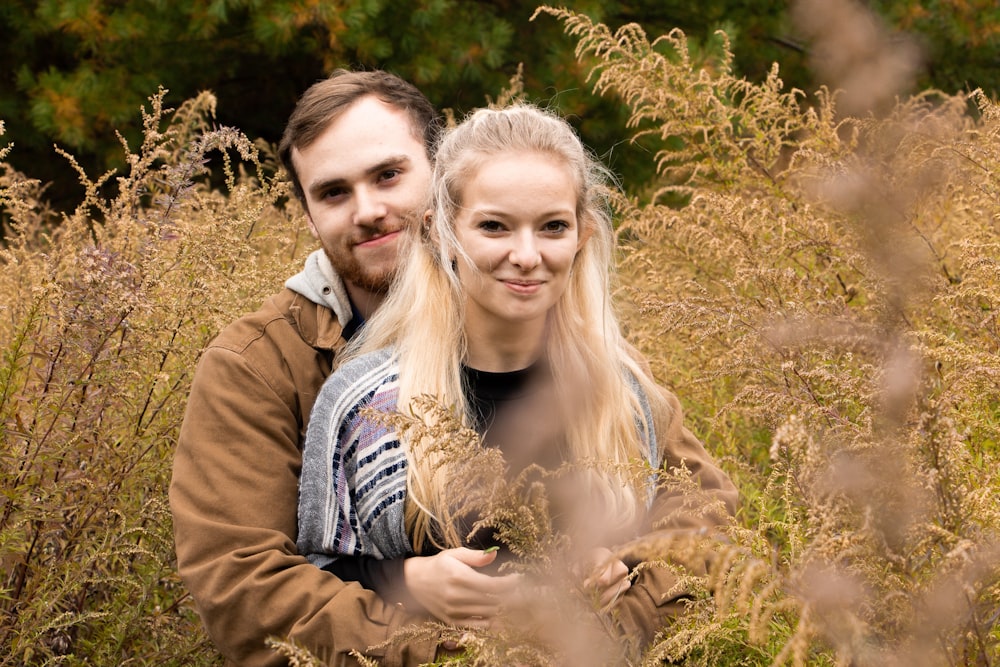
[0,89,307,664]
[2,1,998,664]
[368,396,651,666]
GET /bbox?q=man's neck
[344,283,385,322]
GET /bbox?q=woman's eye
[379,169,401,183]
[479,220,504,232]
[543,220,570,232]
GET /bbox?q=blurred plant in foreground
[534,1,999,664]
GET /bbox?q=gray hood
[285,249,354,329]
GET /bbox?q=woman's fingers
[403,548,520,624]
[580,547,631,608]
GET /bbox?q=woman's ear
[424,210,454,268]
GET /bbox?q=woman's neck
[464,320,546,372]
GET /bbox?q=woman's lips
[501,279,543,295]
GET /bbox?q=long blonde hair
[345,103,668,550]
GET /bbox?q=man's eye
[322,187,348,200]
[379,169,401,183]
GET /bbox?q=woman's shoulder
[331,346,397,381]
[314,347,399,410]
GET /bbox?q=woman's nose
[508,232,541,270]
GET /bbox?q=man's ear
[305,211,320,240]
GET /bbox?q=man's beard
[327,251,397,294]
[322,213,415,294]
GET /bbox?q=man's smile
[355,230,401,248]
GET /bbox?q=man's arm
[644,384,739,532]
[169,343,439,667]
[611,383,739,650]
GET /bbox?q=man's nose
[353,186,387,225]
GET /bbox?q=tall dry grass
[2,0,998,664]
[0,90,307,665]
[535,1,1000,664]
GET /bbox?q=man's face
[292,96,432,303]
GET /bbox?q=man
[170,69,450,667]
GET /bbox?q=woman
[297,103,737,650]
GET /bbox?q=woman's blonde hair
[346,103,668,550]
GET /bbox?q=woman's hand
[403,547,520,626]
[578,547,631,609]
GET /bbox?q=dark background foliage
[2,0,999,219]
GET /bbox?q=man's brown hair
[278,69,440,203]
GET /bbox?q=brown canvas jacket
[613,383,740,648]
[171,286,739,665]
[169,287,439,667]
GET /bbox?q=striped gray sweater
[296,347,659,570]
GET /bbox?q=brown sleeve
[612,356,738,653]
[169,345,439,667]
[621,342,738,534]
[643,384,739,534]
[610,566,690,651]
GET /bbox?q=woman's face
[453,150,583,346]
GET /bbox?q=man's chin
[340,267,395,295]
[322,249,393,292]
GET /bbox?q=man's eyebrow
[306,155,412,198]
[367,155,412,175]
